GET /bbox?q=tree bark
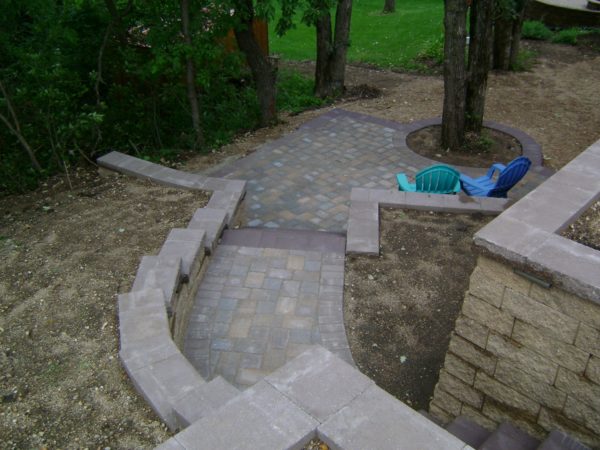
[314,12,334,98]
[466,0,494,132]
[383,0,396,14]
[314,0,353,98]
[234,0,278,126]
[492,1,513,70]
[441,0,468,150]
[180,0,204,147]
[509,0,528,69]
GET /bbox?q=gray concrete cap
[318,384,469,450]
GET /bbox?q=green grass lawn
[269,0,444,70]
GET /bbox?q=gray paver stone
[173,376,240,429]
[166,381,318,450]
[318,384,468,450]
[265,346,373,422]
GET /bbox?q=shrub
[551,28,585,45]
[522,21,553,40]
[276,69,325,114]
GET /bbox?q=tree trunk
[314,0,353,98]
[492,3,513,70]
[441,0,468,150]
[509,0,528,69]
[314,12,334,98]
[180,0,204,147]
[466,0,494,132]
[383,0,396,14]
[234,1,277,126]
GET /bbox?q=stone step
[445,415,491,449]
[220,228,346,254]
[187,208,228,254]
[172,376,240,429]
[537,430,590,450]
[480,422,540,450]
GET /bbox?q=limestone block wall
[430,138,600,448]
[431,254,600,447]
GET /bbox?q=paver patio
[185,109,552,390]
[208,109,550,232]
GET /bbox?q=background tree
[493,0,528,70]
[232,0,279,126]
[383,0,396,14]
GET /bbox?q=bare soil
[407,125,522,167]
[562,200,600,251]
[345,209,492,411]
[0,41,598,448]
[0,170,209,448]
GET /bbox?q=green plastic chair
[396,164,461,194]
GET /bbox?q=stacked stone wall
[431,255,600,448]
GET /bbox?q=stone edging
[97,151,247,431]
[474,138,600,303]
[346,188,509,255]
[400,117,553,175]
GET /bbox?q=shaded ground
[407,125,522,167]
[0,40,598,448]
[345,209,492,410]
[0,170,209,448]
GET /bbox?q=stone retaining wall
[430,139,600,448]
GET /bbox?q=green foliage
[0,0,273,194]
[277,69,326,114]
[522,21,553,40]
[416,33,445,69]
[551,28,585,45]
[269,0,444,70]
[511,49,537,71]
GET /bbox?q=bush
[522,21,553,40]
[276,70,326,114]
[551,28,585,45]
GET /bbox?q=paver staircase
[422,413,590,450]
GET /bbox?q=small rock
[400,355,407,364]
[2,390,18,403]
[367,274,374,281]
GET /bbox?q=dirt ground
[0,41,598,448]
[563,200,600,251]
[345,209,492,411]
[0,171,208,448]
[407,125,522,167]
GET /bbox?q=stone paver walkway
[210,109,550,232]
[184,108,553,391]
[184,229,350,390]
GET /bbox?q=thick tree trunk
[314,0,353,98]
[180,0,204,147]
[233,0,277,126]
[383,0,396,14]
[466,0,494,132]
[509,0,528,69]
[441,0,468,150]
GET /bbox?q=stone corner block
[173,376,240,429]
[168,381,318,450]
[129,353,205,431]
[318,383,466,450]
[265,346,373,423]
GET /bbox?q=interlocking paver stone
[207,109,549,232]
[184,229,350,390]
